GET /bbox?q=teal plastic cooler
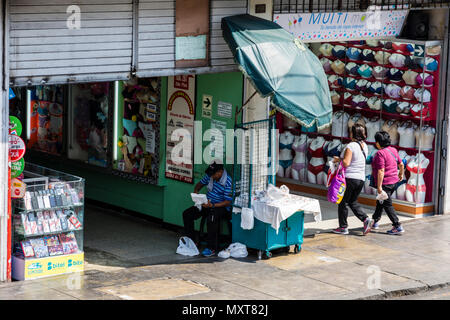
[232,210,304,260]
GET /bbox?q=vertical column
[0,0,10,282]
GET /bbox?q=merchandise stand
[232,118,310,259]
[11,163,84,281]
[277,39,443,217]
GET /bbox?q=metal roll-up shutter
[9,0,133,86]
[137,0,247,77]
[137,0,176,77]
[210,0,247,67]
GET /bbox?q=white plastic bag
[218,249,231,259]
[176,236,199,256]
[228,242,248,258]
[191,193,208,210]
[376,190,389,203]
[240,207,254,230]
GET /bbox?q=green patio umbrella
[222,14,332,130]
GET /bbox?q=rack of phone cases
[11,163,85,280]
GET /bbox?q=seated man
[182,162,232,257]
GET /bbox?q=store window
[276,39,441,208]
[113,78,161,184]
[27,85,65,155]
[68,83,112,167]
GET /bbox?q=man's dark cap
[205,162,224,176]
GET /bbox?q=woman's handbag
[327,162,346,204]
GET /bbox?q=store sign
[165,75,196,183]
[23,253,84,280]
[273,10,408,42]
[11,178,26,199]
[9,134,26,162]
[202,94,213,119]
[217,101,233,118]
[9,116,22,136]
[11,158,25,178]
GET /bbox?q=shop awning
[221,14,332,130]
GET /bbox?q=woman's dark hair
[352,123,367,142]
[374,131,391,148]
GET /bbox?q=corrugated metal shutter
[9,0,133,86]
[137,0,176,74]
[136,0,247,77]
[210,0,247,67]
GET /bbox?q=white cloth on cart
[252,195,322,233]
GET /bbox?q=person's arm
[398,162,405,181]
[207,200,231,208]
[377,168,385,194]
[193,181,204,194]
[341,148,353,168]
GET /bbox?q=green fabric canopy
[222,14,332,130]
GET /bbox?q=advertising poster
[274,10,408,42]
[165,75,196,183]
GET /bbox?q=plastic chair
[199,210,232,250]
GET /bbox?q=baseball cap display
[389,53,406,68]
[414,88,432,103]
[320,57,332,72]
[402,70,419,85]
[369,81,383,94]
[367,97,382,111]
[392,42,414,53]
[362,49,375,62]
[328,75,343,88]
[343,77,357,90]
[346,47,362,60]
[352,95,368,109]
[357,64,373,78]
[387,68,403,82]
[356,79,370,92]
[375,51,391,65]
[385,83,402,99]
[400,86,416,100]
[372,66,387,80]
[331,60,345,74]
[319,43,333,56]
[420,57,439,71]
[332,45,346,59]
[397,102,411,115]
[330,91,341,105]
[365,39,380,47]
[345,62,359,76]
[416,73,434,87]
[383,99,399,113]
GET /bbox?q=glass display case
[276,39,442,214]
[11,163,85,281]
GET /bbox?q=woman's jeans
[338,178,368,228]
[372,184,401,228]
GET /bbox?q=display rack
[11,163,85,281]
[276,39,442,216]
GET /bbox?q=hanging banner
[165,75,196,183]
[9,135,26,162]
[273,10,408,42]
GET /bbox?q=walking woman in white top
[332,124,374,235]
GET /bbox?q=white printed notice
[165,75,196,183]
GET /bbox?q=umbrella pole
[235,91,258,125]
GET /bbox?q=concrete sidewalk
[0,205,449,300]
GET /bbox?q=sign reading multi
[274,10,408,42]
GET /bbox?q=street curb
[357,282,450,300]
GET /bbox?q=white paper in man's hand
[191,193,208,210]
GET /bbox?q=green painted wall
[27,72,243,227]
[160,72,244,226]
